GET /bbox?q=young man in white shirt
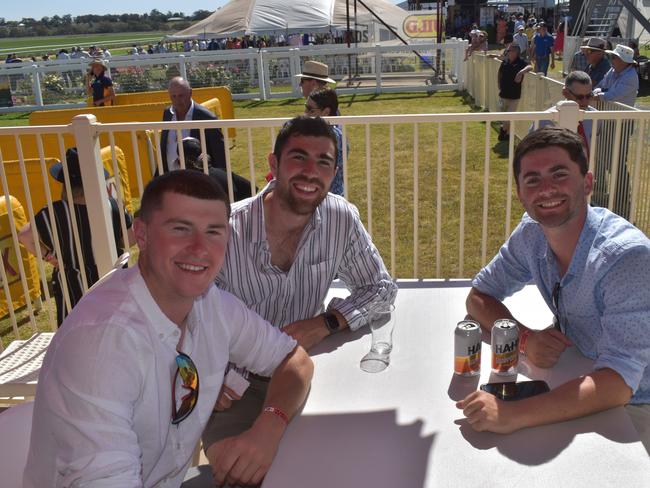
[24,170,313,487]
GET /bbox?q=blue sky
[4,1,230,21]
[6,1,405,22]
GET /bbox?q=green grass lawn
[0,91,521,347]
[0,32,168,56]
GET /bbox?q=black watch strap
[323,311,340,334]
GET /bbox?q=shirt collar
[169,100,195,121]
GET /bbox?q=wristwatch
[322,311,340,334]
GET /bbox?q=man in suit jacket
[160,77,226,173]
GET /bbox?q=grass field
[0,32,168,56]
[0,90,523,347]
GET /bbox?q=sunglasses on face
[304,102,321,115]
[567,89,593,101]
[171,352,199,425]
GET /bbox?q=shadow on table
[454,409,640,467]
[265,410,435,487]
[310,327,369,357]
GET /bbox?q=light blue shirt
[473,206,650,403]
[596,65,639,107]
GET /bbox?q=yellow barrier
[1,147,132,222]
[0,195,41,318]
[86,86,235,137]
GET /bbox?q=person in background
[535,71,596,157]
[295,60,336,99]
[177,137,255,202]
[580,37,611,86]
[530,22,554,76]
[18,148,132,326]
[497,45,532,141]
[304,88,345,195]
[513,25,529,61]
[458,127,650,455]
[85,58,115,107]
[160,77,226,173]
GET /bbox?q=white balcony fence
[0,42,467,112]
[1,99,648,343]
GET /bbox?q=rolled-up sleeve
[329,206,397,331]
[594,247,650,395]
[472,221,534,301]
[223,291,297,377]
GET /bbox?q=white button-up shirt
[24,265,296,488]
[166,101,196,170]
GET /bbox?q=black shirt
[498,57,529,100]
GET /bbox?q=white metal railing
[465,52,647,222]
[1,103,648,342]
[0,42,467,112]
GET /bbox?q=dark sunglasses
[171,352,199,425]
[552,282,563,333]
[567,89,593,101]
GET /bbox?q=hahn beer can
[491,319,519,375]
[454,320,482,376]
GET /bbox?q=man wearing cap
[531,22,554,76]
[581,37,611,86]
[85,58,115,107]
[513,25,529,61]
[295,60,336,99]
[594,44,639,107]
[18,148,132,326]
[160,76,227,173]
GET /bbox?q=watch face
[325,312,339,332]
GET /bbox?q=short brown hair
[514,127,588,183]
[139,169,230,221]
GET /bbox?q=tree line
[0,10,213,38]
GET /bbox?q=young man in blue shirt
[457,127,650,454]
[531,22,554,76]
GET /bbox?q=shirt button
[174,330,180,336]
[176,442,182,450]
[159,333,164,339]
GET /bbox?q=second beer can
[454,320,482,376]
[491,319,519,375]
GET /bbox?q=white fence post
[179,55,187,79]
[257,50,268,100]
[374,45,382,94]
[555,100,580,131]
[31,65,43,107]
[71,114,118,277]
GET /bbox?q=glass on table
[360,303,395,373]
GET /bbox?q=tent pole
[346,0,352,85]
[355,0,436,74]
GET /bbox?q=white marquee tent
[173,0,409,39]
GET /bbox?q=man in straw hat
[85,58,115,106]
[295,60,336,99]
[580,37,611,86]
[592,44,639,218]
[594,44,638,107]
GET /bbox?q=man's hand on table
[282,317,331,351]
[214,385,241,412]
[456,390,523,434]
[207,413,285,486]
[525,327,573,368]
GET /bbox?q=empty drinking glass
[360,303,395,373]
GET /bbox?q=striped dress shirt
[217,181,397,333]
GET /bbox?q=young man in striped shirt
[202,116,397,472]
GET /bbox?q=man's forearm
[262,346,313,423]
[466,287,517,333]
[511,368,633,430]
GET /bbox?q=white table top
[263,281,650,488]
